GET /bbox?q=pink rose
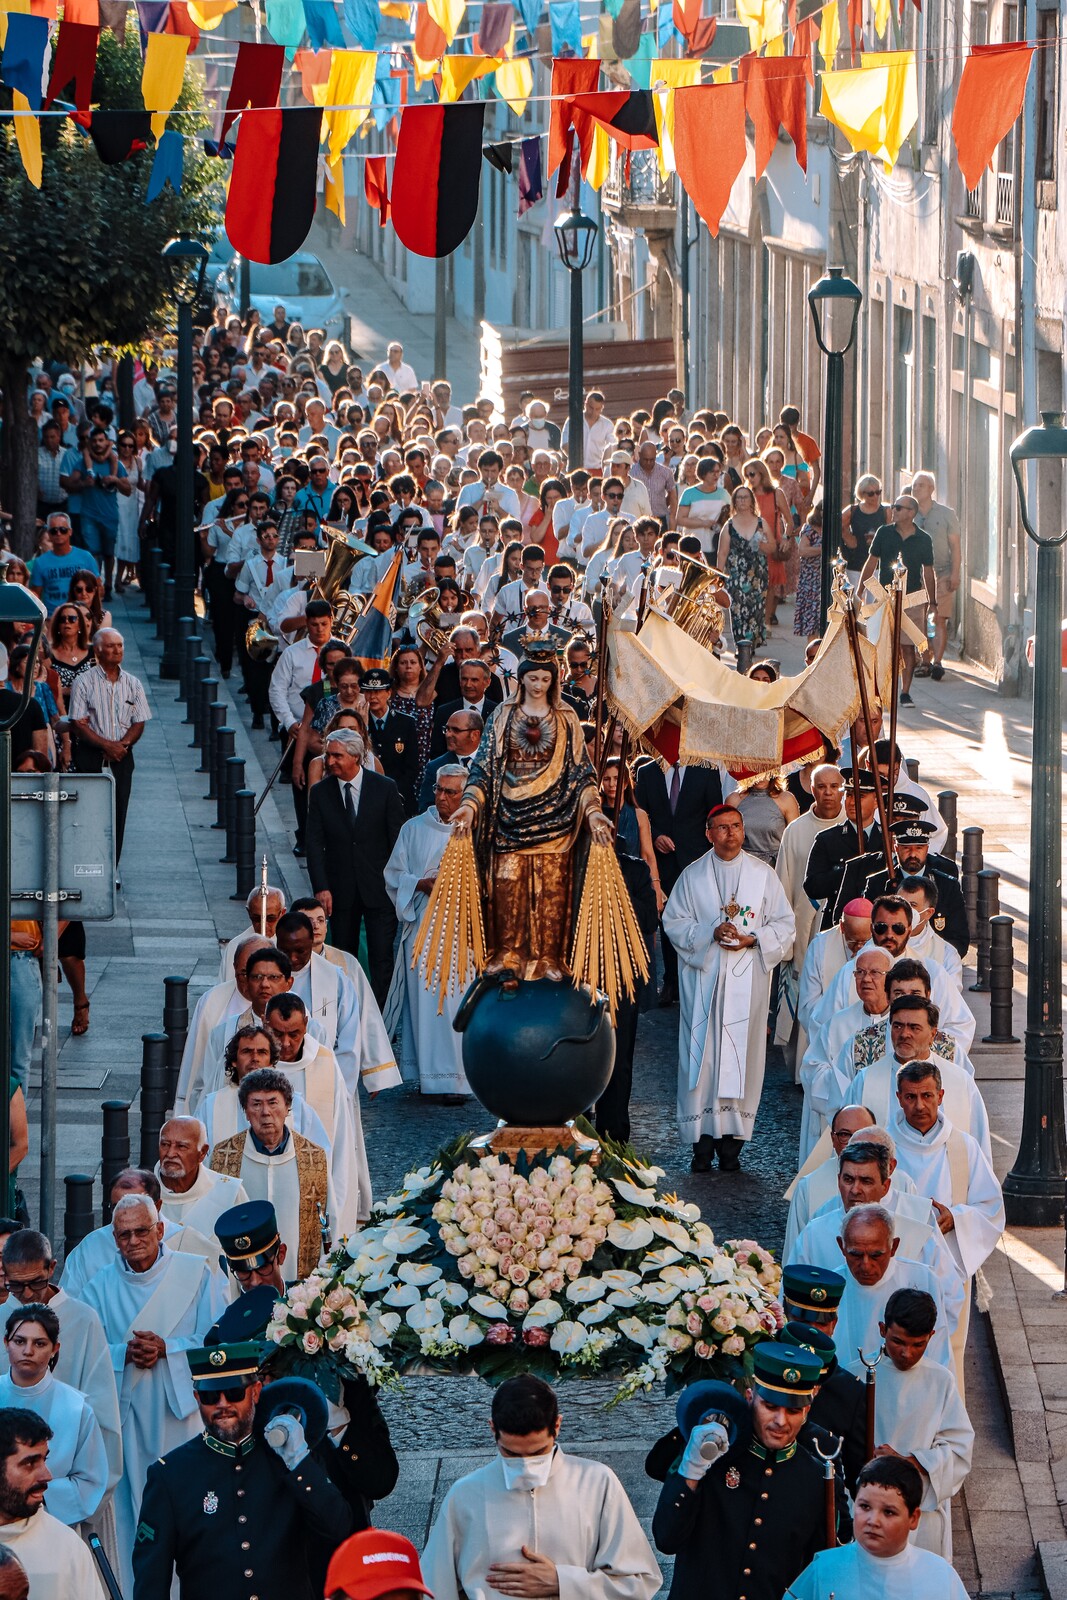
[696,1294,718,1314]
[574,1238,596,1262]
[544,1272,565,1293]
[523,1327,550,1347]
[509,1289,530,1315]
[722,1334,747,1356]
[534,1198,552,1217]
[562,1257,583,1280]
[485,1323,516,1346]
[301,1331,322,1355]
[694,1340,713,1360]
[686,1312,703,1336]
[526,1231,546,1252]
[490,1279,510,1301]
[508,1264,530,1286]
[456,1255,476,1279]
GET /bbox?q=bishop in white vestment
[384,782,470,1096]
[661,809,794,1152]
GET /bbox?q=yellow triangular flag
[322,49,376,164]
[323,155,346,224]
[736,0,781,51]
[142,32,189,141]
[427,0,464,46]
[495,57,532,116]
[187,0,236,29]
[439,53,500,101]
[763,29,785,54]
[651,57,700,177]
[583,31,600,57]
[380,0,410,15]
[0,0,30,50]
[820,50,917,171]
[12,88,41,187]
[712,62,734,84]
[583,120,610,191]
[873,0,890,37]
[818,0,840,67]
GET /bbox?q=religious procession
[0,0,1063,1593]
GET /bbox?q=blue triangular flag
[303,0,345,46]
[514,0,539,35]
[2,13,49,110]
[146,127,183,200]
[549,0,580,56]
[342,0,379,48]
[656,1,678,48]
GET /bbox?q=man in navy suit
[634,759,723,1004]
[306,728,405,1004]
[418,709,483,812]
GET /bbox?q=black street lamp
[1003,410,1067,1225]
[555,202,598,472]
[0,582,46,1213]
[160,233,209,676]
[808,266,862,634]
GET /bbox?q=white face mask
[499,1448,556,1492]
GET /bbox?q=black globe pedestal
[455,975,615,1152]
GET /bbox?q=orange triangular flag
[740,53,808,175]
[673,82,746,236]
[951,42,1033,192]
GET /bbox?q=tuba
[312,525,370,646]
[663,555,729,649]
[245,615,279,660]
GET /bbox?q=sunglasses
[234,501,249,510]
[861,488,880,495]
[57,613,79,623]
[549,585,571,595]
[198,1386,252,1405]
[873,921,909,936]
[892,503,908,511]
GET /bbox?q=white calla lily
[649,1217,694,1250]
[565,1276,607,1304]
[397,1262,443,1286]
[405,1299,445,1331]
[382,1282,422,1307]
[618,1316,658,1348]
[468,1294,509,1320]
[447,1315,485,1348]
[366,1311,401,1347]
[641,1280,682,1305]
[600,1269,642,1291]
[606,1290,640,1307]
[577,1301,614,1325]
[657,1197,701,1223]
[381,1224,431,1255]
[622,1158,666,1183]
[361,1269,397,1294]
[429,1281,470,1306]
[523,1300,564,1327]
[639,1247,683,1274]
[610,1178,657,1207]
[549,1320,588,1355]
[660,1264,707,1291]
[607,1218,655,1251]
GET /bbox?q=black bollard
[162,976,190,1107]
[100,1100,130,1220]
[204,702,227,797]
[735,638,754,674]
[961,826,984,943]
[905,756,920,782]
[222,756,246,862]
[139,1033,170,1168]
[62,1174,95,1259]
[160,579,179,678]
[937,790,958,863]
[214,730,235,828]
[173,617,195,699]
[970,868,1001,992]
[232,789,257,899]
[181,635,203,720]
[984,916,1019,1044]
[197,679,220,773]
[145,545,162,618]
[153,563,171,639]
[188,657,211,746]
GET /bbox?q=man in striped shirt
[69,628,151,862]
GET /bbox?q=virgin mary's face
[522,669,553,698]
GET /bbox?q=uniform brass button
[764,1468,772,1476]
[760,1492,768,1501]
[238,1516,247,1525]
[754,1518,762,1526]
[235,1465,242,1473]
[237,1490,245,1498]
[748,1542,756,1550]
[743,1570,751,1577]
[244,1570,253,1578]
[241,1542,250,1550]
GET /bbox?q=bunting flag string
[44,18,97,109]
[740,51,808,175]
[951,40,1033,192]
[672,79,745,236]
[226,102,323,260]
[390,98,484,255]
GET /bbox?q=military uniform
[652,1345,830,1600]
[805,818,882,928]
[861,818,969,958]
[360,671,419,814]
[132,1343,353,1600]
[779,1315,867,1500]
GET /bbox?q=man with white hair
[783,1109,914,1259]
[68,627,150,861]
[799,946,892,1160]
[384,765,470,1102]
[831,1204,954,1379]
[306,729,406,1004]
[76,1194,224,1592]
[155,1117,248,1263]
[217,885,287,979]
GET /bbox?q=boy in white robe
[790,1454,969,1600]
[662,804,794,1170]
[873,1288,973,1559]
[422,1375,660,1600]
[383,766,470,1097]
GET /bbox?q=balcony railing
[965,181,983,219]
[602,150,676,211]
[995,170,1014,227]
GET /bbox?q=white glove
[679,1420,730,1482]
[265,1412,310,1470]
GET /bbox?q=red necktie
[311,656,322,683]
[265,559,274,584]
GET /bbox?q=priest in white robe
[217,883,287,979]
[0,1499,107,1600]
[276,913,366,1093]
[848,1004,991,1162]
[383,765,470,1097]
[0,1312,109,1528]
[774,763,844,1053]
[662,804,794,1167]
[173,934,272,1113]
[263,991,369,1230]
[812,924,976,1052]
[156,1116,248,1269]
[76,1195,224,1594]
[797,900,872,1037]
[800,948,892,1160]
[874,1288,973,1559]
[831,1205,954,1377]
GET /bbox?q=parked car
[216,253,350,340]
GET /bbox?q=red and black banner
[390,101,486,259]
[225,105,323,265]
[569,89,659,149]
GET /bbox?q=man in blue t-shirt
[30,513,99,614]
[58,426,129,597]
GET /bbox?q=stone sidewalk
[22,586,1067,1596]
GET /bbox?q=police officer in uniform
[210,1202,400,1541]
[359,668,419,814]
[820,791,926,924]
[651,1343,830,1600]
[132,1342,353,1600]
[859,817,968,957]
[804,769,883,928]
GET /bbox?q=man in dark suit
[429,658,498,758]
[418,709,483,811]
[306,728,405,1003]
[424,626,506,709]
[634,760,723,1004]
[359,667,419,814]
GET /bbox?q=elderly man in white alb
[828,1204,954,1380]
[662,802,794,1174]
[799,947,892,1160]
[384,763,470,1102]
[75,1193,224,1593]
[155,1117,248,1270]
[774,762,845,1062]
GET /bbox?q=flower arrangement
[266,1130,781,1404]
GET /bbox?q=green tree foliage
[0,23,225,554]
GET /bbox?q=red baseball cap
[325,1531,433,1600]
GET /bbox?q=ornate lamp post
[1002,411,1067,1225]
[160,233,209,674]
[807,267,862,634]
[555,202,598,472]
